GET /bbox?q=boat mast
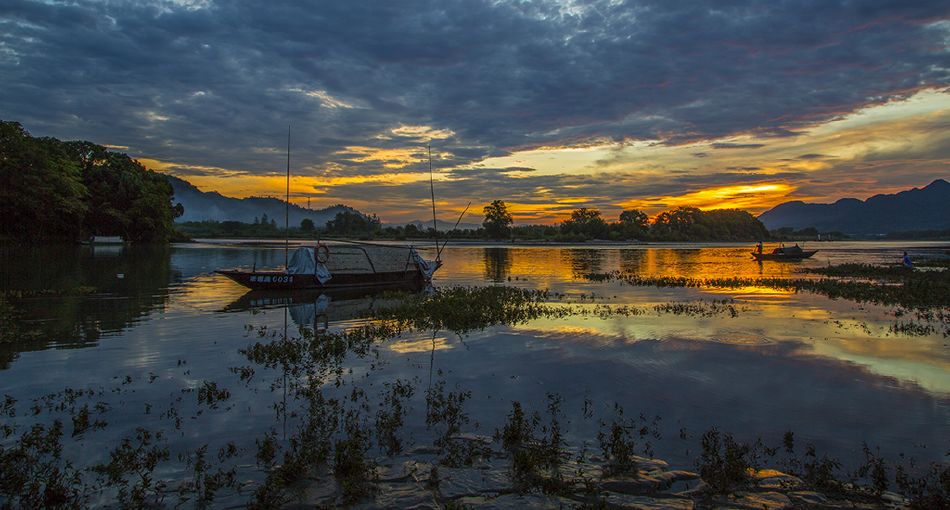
[285,124,291,268]
[428,145,439,260]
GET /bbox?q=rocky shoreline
[283,435,907,509]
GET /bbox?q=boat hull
[224,282,425,312]
[751,250,818,261]
[215,269,426,290]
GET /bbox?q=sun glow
[618,183,799,214]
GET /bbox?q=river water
[1,241,947,505]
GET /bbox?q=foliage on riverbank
[0,121,182,243]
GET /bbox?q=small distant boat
[751,244,817,261]
[81,235,125,245]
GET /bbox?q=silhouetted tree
[561,208,608,239]
[1,121,180,243]
[650,207,766,241]
[0,121,88,242]
[325,210,381,236]
[618,209,650,239]
[482,200,513,239]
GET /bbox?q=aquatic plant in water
[586,268,950,309]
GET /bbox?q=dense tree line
[480,201,769,242]
[177,210,384,239]
[770,226,848,241]
[0,121,182,243]
[175,202,770,243]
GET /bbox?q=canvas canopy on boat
[286,247,332,283]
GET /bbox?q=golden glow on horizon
[142,156,433,205]
[142,88,949,224]
[618,182,800,213]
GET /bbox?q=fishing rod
[427,145,439,261]
[284,124,291,269]
[437,201,471,260]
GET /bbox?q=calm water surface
[1,241,948,505]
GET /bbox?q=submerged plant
[375,379,414,456]
[333,409,376,504]
[372,286,568,333]
[586,268,950,309]
[0,420,88,509]
[597,406,638,478]
[498,396,569,494]
[696,427,754,494]
[92,427,170,508]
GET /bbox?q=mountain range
[758,179,950,235]
[167,175,482,230]
[167,175,359,226]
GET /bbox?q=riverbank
[286,438,921,509]
[182,237,950,251]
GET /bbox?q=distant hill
[758,179,950,236]
[167,175,360,226]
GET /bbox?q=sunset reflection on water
[1,241,947,476]
[430,243,950,396]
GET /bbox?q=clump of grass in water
[250,392,342,507]
[372,286,570,334]
[425,379,488,467]
[177,443,238,506]
[695,427,756,495]
[334,409,376,504]
[804,263,915,279]
[92,427,171,508]
[917,257,950,269]
[597,405,639,478]
[0,419,89,508]
[196,381,231,410]
[498,395,569,494]
[375,379,414,456]
[895,461,950,509]
[0,287,97,299]
[653,299,739,318]
[585,268,950,309]
[889,320,937,337]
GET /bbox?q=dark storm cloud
[711,143,767,150]
[1,0,948,174]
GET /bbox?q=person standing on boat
[902,251,914,269]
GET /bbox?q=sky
[1,0,948,224]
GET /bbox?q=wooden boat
[223,282,424,312]
[751,246,817,261]
[224,284,423,330]
[215,128,444,292]
[216,242,439,291]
